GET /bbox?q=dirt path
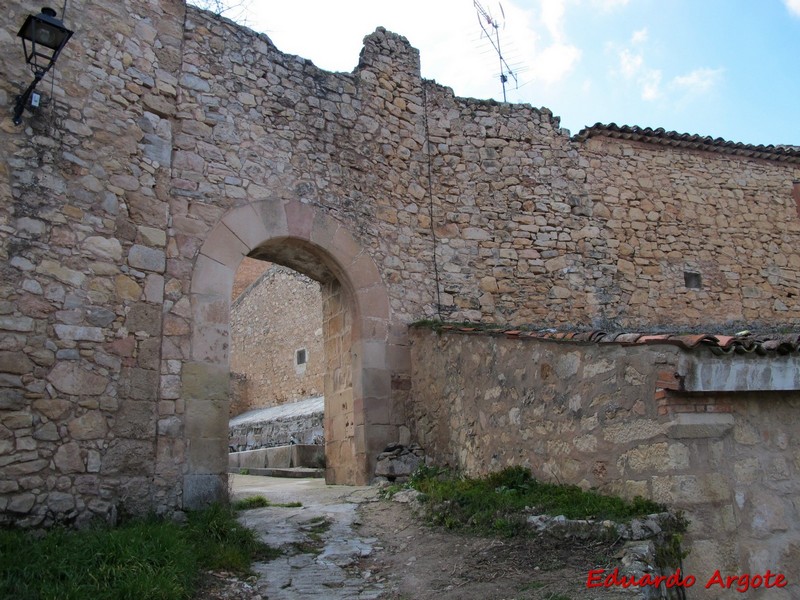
[356,497,637,600]
[213,475,639,600]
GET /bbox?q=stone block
[128,245,166,273]
[183,473,226,510]
[114,401,156,439]
[264,446,293,468]
[144,274,165,304]
[229,448,269,470]
[32,398,71,420]
[603,419,667,444]
[651,473,731,505]
[47,491,76,513]
[122,368,159,401]
[181,362,230,402]
[68,411,108,440]
[47,362,108,396]
[54,441,84,474]
[8,493,36,513]
[125,303,162,336]
[190,256,235,295]
[138,226,167,247]
[83,237,123,261]
[667,413,734,439]
[115,275,142,300]
[185,399,228,438]
[101,440,155,475]
[187,437,228,473]
[221,203,270,250]
[292,444,325,468]
[199,223,249,269]
[0,316,34,332]
[0,351,34,375]
[54,325,105,342]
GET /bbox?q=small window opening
[296,348,307,366]
[684,271,702,289]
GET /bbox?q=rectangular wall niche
[684,271,702,289]
[296,348,307,365]
[294,348,308,375]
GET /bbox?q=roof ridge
[573,123,800,164]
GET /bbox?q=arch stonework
[179,199,395,508]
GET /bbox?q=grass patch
[290,516,332,556]
[233,495,302,510]
[0,503,279,600]
[407,466,665,537]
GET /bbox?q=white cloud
[672,67,725,95]
[619,48,643,78]
[531,42,583,84]
[631,28,648,45]
[615,44,662,101]
[502,0,581,86]
[541,0,569,42]
[785,0,800,17]
[640,70,662,101]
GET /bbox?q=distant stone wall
[580,136,800,327]
[229,263,323,416]
[228,397,324,451]
[409,328,800,597]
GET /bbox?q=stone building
[229,258,323,417]
[2,0,800,592]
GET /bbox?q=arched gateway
[180,199,395,508]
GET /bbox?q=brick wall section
[409,328,800,596]
[228,263,323,416]
[231,257,269,301]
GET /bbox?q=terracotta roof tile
[573,123,800,164]
[421,324,800,356]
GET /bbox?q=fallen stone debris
[373,443,426,482]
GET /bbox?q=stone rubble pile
[374,443,426,482]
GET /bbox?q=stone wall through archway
[178,199,395,508]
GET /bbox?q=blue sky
[209,0,800,147]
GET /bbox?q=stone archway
[181,199,394,508]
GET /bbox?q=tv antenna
[473,0,518,102]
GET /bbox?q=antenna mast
[473,0,518,102]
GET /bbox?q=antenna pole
[474,0,517,102]
[495,25,506,102]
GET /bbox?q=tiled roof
[573,123,800,164]
[435,325,800,356]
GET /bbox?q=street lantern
[13,7,74,125]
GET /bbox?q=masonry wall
[1,0,185,526]
[1,0,798,526]
[229,263,323,416]
[582,138,800,327]
[409,328,800,598]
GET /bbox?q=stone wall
[409,328,800,598]
[1,0,798,525]
[229,262,323,416]
[1,0,186,526]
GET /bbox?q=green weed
[407,466,666,537]
[0,503,279,600]
[233,495,302,510]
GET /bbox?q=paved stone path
[231,474,384,599]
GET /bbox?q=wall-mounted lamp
[13,7,74,126]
